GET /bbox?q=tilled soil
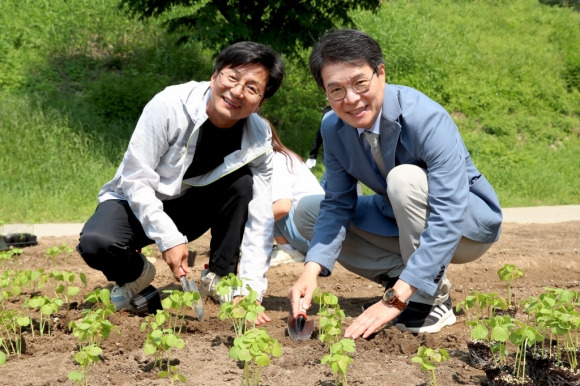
[0,221,579,385]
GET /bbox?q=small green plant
[509,320,543,383]
[49,270,87,309]
[488,314,516,367]
[411,346,450,386]
[456,290,508,322]
[68,309,117,348]
[313,289,355,385]
[229,326,281,386]
[0,248,23,268]
[140,309,186,381]
[24,295,63,336]
[217,274,264,338]
[140,245,155,258]
[0,309,30,358]
[158,364,187,384]
[67,289,118,385]
[161,289,198,334]
[67,344,102,386]
[45,243,74,264]
[321,338,356,386]
[313,290,346,349]
[497,263,524,307]
[83,288,115,315]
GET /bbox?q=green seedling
[456,290,508,322]
[68,308,118,348]
[488,314,516,367]
[140,310,186,373]
[0,248,23,268]
[161,289,198,333]
[141,245,155,258]
[217,275,264,338]
[24,295,63,336]
[313,289,355,385]
[158,364,187,384]
[49,270,87,309]
[313,289,346,349]
[0,309,30,357]
[83,288,115,315]
[45,243,74,264]
[229,326,281,386]
[68,344,102,386]
[411,346,449,386]
[321,338,356,386]
[216,273,243,305]
[498,263,524,307]
[510,320,543,383]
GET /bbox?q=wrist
[303,261,323,277]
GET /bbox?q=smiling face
[321,62,385,129]
[206,63,269,128]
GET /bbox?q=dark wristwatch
[382,288,407,311]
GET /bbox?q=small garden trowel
[287,298,314,341]
[179,267,205,321]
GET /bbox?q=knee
[294,194,323,237]
[77,231,115,261]
[386,165,428,209]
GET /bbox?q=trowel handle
[179,267,186,277]
[298,297,307,313]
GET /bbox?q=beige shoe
[111,254,156,311]
[270,245,305,267]
[200,268,233,304]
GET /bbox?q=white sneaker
[269,245,305,267]
[200,268,232,304]
[111,254,156,311]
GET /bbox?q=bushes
[0,0,579,223]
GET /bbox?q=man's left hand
[344,300,401,339]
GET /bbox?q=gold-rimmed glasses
[326,72,376,101]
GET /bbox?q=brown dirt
[1,221,579,386]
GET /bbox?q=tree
[118,0,381,60]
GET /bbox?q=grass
[0,0,579,224]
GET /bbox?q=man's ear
[378,63,386,79]
[209,71,218,88]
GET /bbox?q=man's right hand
[162,243,189,281]
[287,262,322,317]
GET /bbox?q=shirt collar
[356,108,382,137]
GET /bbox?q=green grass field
[0,0,579,224]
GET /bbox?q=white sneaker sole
[395,310,457,334]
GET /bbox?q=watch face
[383,288,396,303]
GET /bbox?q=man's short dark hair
[309,29,384,89]
[214,41,285,99]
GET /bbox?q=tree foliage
[118,0,381,60]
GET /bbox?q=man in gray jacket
[77,41,284,323]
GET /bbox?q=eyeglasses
[326,72,376,101]
[218,71,264,99]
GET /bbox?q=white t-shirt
[272,152,324,206]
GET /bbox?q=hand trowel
[287,298,314,341]
[179,267,205,321]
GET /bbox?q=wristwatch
[382,288,407,311]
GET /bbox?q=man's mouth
[223,96,241,109]
[349,106,366,115]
